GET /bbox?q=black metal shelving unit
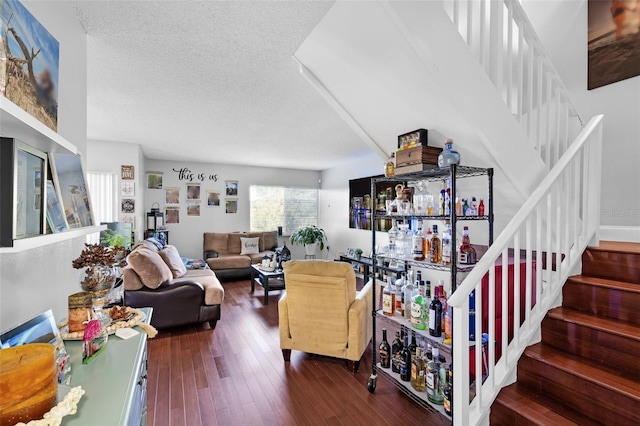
[366,165,494,421]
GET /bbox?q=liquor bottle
[443,367,453,416]
[455,193,462,216]
[391,331,402,373]
[388,219,398,256]
[411,281,427,330]
[462,198,469,216]
[412,220,425,261]
[438,138,461,168]
[384,152,396,177]
[429,286,443,337]
[426,347,443,404]
[439,189,446,216]
[379,329,391,368]
[439,284,448,335]
[382,278,395,316]
[444,307,453,341]
[441,221,452,266]
[399,335,411,382]
[404,274,417,320]
[395,274,406,317]
[429,225,441,264]
[423,226,431,257]
[411,347,426,392]
[478,199,485,216]
[459,226,477,265]
[408,331,418,356]
[444,188,451,216]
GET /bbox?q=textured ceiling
[70,0,369,170]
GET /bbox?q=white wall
[522,0,640,237]
[319,152,383,257]
[86,140,146,242]
[0,1,88,331]
[144,159,321,259]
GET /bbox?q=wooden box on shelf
[395,146,442,167]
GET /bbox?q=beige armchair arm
[278,292,293,349]
[346,280,373,361]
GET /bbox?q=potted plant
[290,225,327,256]
[354,248,363,260]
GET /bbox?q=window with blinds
[250,186,318,235]
[86,171,118,224]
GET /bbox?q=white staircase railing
[447,115,603,426]
[442,0,583,170]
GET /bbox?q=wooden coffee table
[250,264,285,305]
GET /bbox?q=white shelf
[0,96,77,155]
[0,226,106,253]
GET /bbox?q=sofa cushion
[123,266,144,291]
[227,233,247,254]
[247,232,265,252]
[206,255,251,270]
[240,237,260,255]
[127,246,173,289]
[203,233,229,256]
[159,245,187,278]
[262,231,278,251]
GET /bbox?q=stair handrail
[448,114,603,425]
[442,0,583,168]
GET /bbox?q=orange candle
[0,344,58,426]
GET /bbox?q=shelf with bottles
[375,214,490,221]
[376,310,451,353]
[375,363,451,420]
[375,254,476,272]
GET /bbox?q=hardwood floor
[146,280,448,426]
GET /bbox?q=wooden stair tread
[589,241,640,255]
[547,307,640,341]
[567,275,640,292]
[525,344,640,400]
[494,384,583,426]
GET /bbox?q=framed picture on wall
[49,153,94,229]
[165,187,179,205]
[121,198,135,213]
[207,191,220,207]
[225,198,238,214]
[225,180,238,196]
[186,183,200,200]
[147,172,163,189]
[121,165,134,180]
[166,207,179,224]
[187,201,200,216]
[120,181,134,197]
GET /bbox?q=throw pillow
[159,245,187,278]
[240,237,260,255]
[127,246,173,289]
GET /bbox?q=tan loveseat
[203,231,278,281]
[279,260,373,372]
[123,240,224,329]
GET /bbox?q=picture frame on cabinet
[49,152,94,230]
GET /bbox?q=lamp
[146,203,164,230]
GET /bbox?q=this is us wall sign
[172,167,219,182]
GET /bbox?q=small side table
[250,264,285,305]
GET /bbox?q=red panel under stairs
[491,241,640,425]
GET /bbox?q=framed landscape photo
[49,153,94,229]
[1,0,60,131]
[147,172,163,189]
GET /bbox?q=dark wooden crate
[396,145,443,167]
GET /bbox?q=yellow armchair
[279,260,373,372]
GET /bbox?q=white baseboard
[599,225,640,243]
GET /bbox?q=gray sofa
[203,231,278,281]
